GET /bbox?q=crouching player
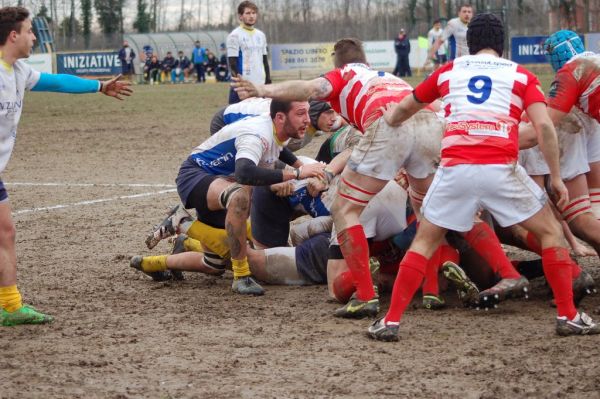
[138,99,324,295]
[368,13,600,341]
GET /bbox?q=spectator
[144,54,161,84]
[428,20,448,70]
[118,40,136,80]
[191,40,207,83]
[216,43,229,82]
[393,29,411,77]
[161,51,176,83]
[173,50,191,83]
[205,50,218,77]
[227,1,270,103]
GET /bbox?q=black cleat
[367,318,399,342]
[556,312,600,336]
[232,276,265,296]
[334,293,380,319]
[442,261,480,307]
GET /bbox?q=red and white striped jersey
[547,52,600,123]
[414,54,545,166]
[322,63,413,132]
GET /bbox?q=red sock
[542,247,577,319]
[384,251,427,324]
[337,225,375,301]
[422,247,441,295]
[439,244,459,265]
[525,231,542,255]
[332,271,355,303]
[464,222,520,279]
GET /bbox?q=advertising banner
[511,35,585,64]
[56,51,121,76]
[24,53,53,73]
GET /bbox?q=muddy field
[2,81,600,399]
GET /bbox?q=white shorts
[584,115,600,163]
[422,163,547,232]
[519,129,589,181]
[348,111,444,180]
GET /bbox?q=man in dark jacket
[118,40,136,80]
[393,29,411,77]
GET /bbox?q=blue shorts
[0,179,8,202]
[295,232,330,284]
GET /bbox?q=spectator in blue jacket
[191,41,207,83]
[161,51,176,83]
[393,29,411,77]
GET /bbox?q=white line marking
[13,189,178,216]
[5,182,176,188]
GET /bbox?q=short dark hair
[0,6,29,46]
[332,38,367,68]
[458,3,473,12]
[270,99,293,119]
[238,1,258,15]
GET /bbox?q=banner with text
[270,40,428,72]
[511,35,585,64]
[56,51,121,76]
[24,53,53,74]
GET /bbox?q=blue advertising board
[56,51,121,76]
[511,35,585,64]
[511,36,549,64]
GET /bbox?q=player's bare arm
[232,76,333,102]
[526,102,569,208]
[381,94,426,127]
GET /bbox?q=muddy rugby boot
[1,305,53,326]
[334,293,380,319]
[422,294,446,310]
[145,205,192,249]
[478,275,530,309]
[129,255,173,282]
[441,261,479,307]
[556,312,600,336]
[232,276,265,296]
[572,270,597,305]
[367,318,399,342]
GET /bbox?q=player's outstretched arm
[31,73,132,100]
[232,76,333,102]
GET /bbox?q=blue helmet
[544,30,584,72]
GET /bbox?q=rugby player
[139,99,324,296]
[0,7,131,326]
[368,13,599,341]
[233,37,445,319]
[429,3,473,60]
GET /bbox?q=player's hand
[393,168,409,190]
[299,163,326,180]
[571,242,596,257]
[380,103,401,127]
[550,177,569,210]
[100,74,133,100]
[271,181,295,197]
[307,177,327,197]
[232,76,261,99]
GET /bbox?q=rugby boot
[556,312,600,336]
[478,276,530,308]
[367,318,399,342]
[422,294,446,310]
[334,292,380,319]
[129,255,173,282]
[145,205,192,249]
[1,305,53,326]
[572,270,597,306]
[441,261,480,307]
[232,276,265,296]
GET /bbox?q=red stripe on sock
[337,225,375,301]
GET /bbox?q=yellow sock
[0,285,23,312]
[187,220,230,258]
[141,255,168,273]
[187,220,207,241]
[231,257,250,279]
[183,236,203,253]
